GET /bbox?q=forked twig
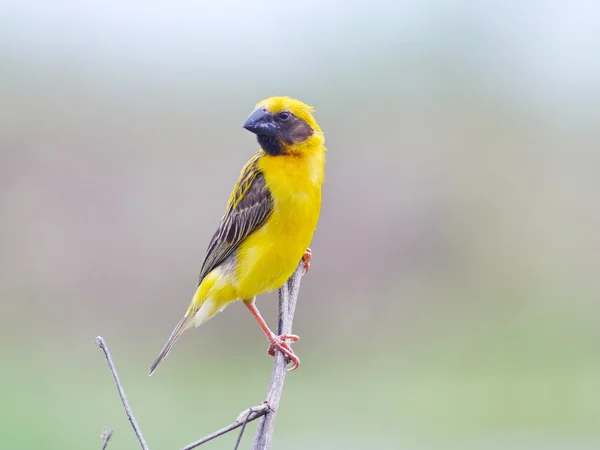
[180,403,271,450]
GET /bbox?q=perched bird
[149,97,326,375]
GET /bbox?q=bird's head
[242,97,324,156]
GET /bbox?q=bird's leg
[302,247,312,275]
[243,299,300,370]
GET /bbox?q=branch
[252,261,304,450]
[96,336,150,450]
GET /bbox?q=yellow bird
[149,97,326,375]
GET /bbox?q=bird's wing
[197,152,273,284]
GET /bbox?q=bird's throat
[257,135,283,156]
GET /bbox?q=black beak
[242,108,277,136]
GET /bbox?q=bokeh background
[2,1,600,449]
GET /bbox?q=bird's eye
[277,111,291,121]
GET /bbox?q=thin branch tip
[100,427,114,450]
[97,336,150,450]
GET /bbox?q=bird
[149,96,326,376]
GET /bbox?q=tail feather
[149,313,195,376]
[149,276,220,376]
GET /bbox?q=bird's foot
[302,248,312,275]
[267,334,300,370]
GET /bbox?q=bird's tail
[149,273,221,376]
[149,313,195,376]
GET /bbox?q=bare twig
[252,261,304,450]
[180,403,271,450]
[100,427,114,450]
[96,336,150,450]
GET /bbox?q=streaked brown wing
[197,154,273,284]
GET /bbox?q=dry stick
[96,336,150,450]
[252,261,304,450]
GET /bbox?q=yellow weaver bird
[149,97,326,375]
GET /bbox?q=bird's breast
[233,151,324,299]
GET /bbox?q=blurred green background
[2,1,600,449]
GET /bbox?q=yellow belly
[233,207,316,298]
[234,151,323,299]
